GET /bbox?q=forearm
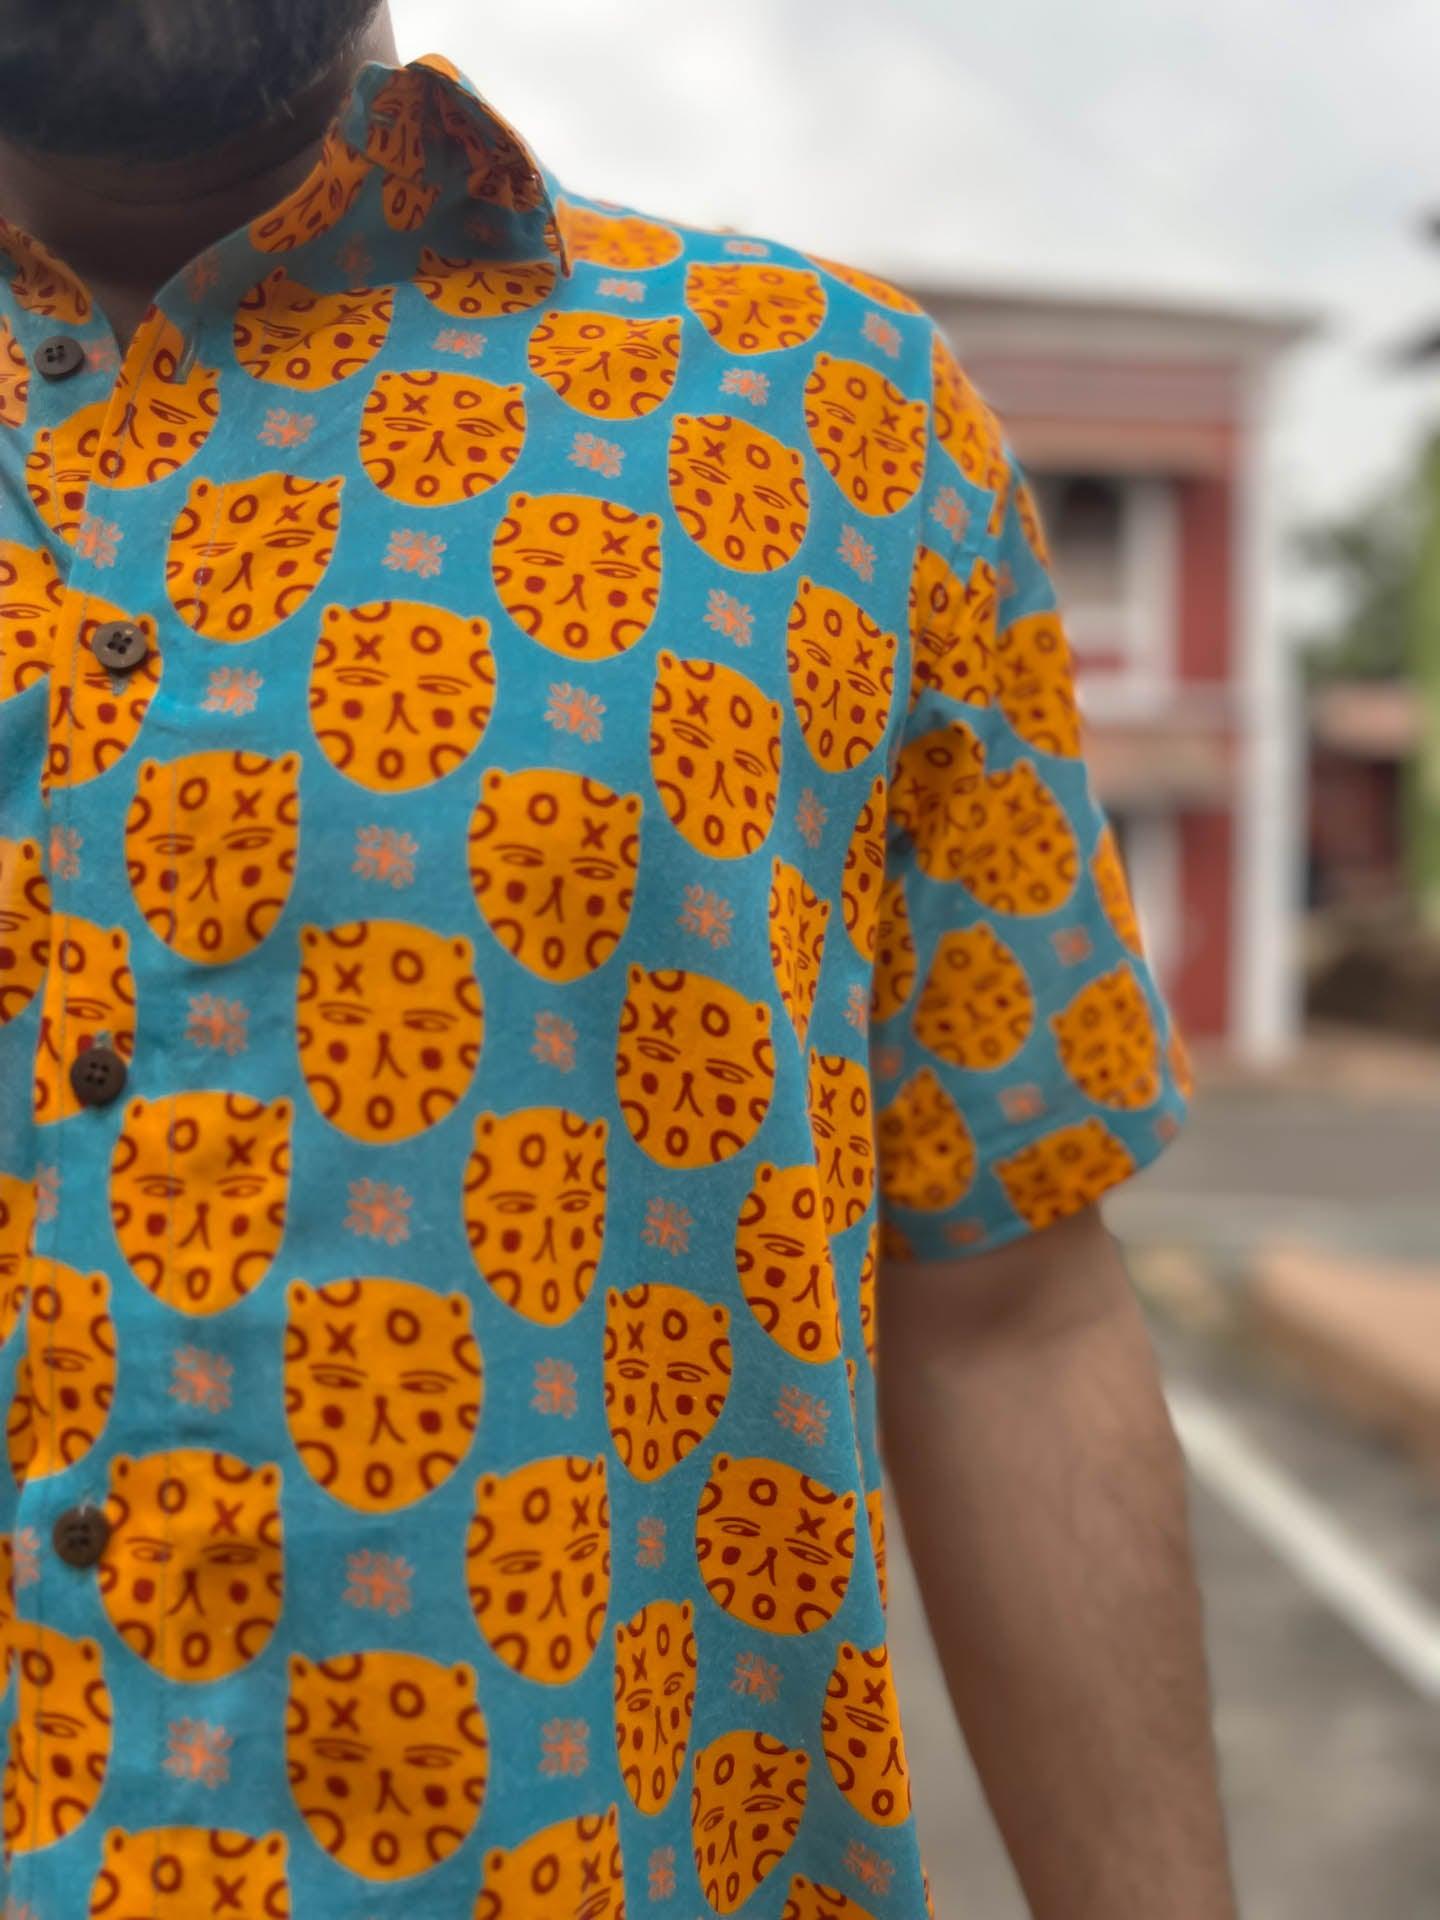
[879,1214,1237,1920]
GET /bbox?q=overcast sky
[403,0,1440,598]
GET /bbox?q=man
[0,2,1236,1915]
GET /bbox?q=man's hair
[0,0,385,162]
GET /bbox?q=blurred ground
[888,1026,1440,1919]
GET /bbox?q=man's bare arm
[877,1201,1237,1920]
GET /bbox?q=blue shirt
[0,47,1189,1919]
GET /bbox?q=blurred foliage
[1293,469,1422,684]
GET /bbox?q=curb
[1130,1241,1440,1481]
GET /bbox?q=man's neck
[0,7,399,351]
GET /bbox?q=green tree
[1294,477,1420,685]
[1411,431,1440,927]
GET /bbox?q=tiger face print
[821,1642,912,1826]
[786,578,897,771]
[769,858,829,1048]
[807,1051,875,1235]
[6,1261,114,1484]
[166,472,343,640]
[668,414,810,572]
[556,197,683,268]
[474,1808,625,1920]
[888,720,1079,914]
[414,247,558,317]
[995,1117,1136,1232]
[806,257,925,313]
[0,1536,12,1696]
[296,919,483,1142]
[1,1622,111,1854]
[867,1485,888,1613]
[603,1284,732,1481]
[468,769,641,980]
[650,652,782,858]
[1052,964,1163,1109]
[840,776,887,963]
[463,1107,607,1325]
[685,262,827,354]
[90,1829,291,1920]
[25,401,105,546]
[0,837,48,1024]
[0,539,63,702]
[876,1068,976,1213]
[43,594,162,790]
[250,125,370,253]
[527,310,681,418]
[695,1454,857,1632]
[491,492,663,658]
[914,925,1033,1069]
[286,1649,487,1880]
[871,877,917,1024]
[284,1278,482,1510]
[908,544,998,710]
[614,1600,697,1815]
[92,312,219,487]
[465,1454,610,1682]
[691,1730,809,1915]
[804,355,927,517]
[616,967,775,1168]
[0,316,25,429]
[233,268,393,387]
[734,1162,841,1362]
[109,1092,291,1314]
[125,750,299,963]
[309,599,496,791]
[932,332,1011,533]
[31,919,135,1126]
[99,1449,284,1680]
[995,611,1083,757]
[0,218,91,320]
[783,1880,882,1920]
[0,1172,34,1344]
[359,370,526,505]
[1092,823,1145,954]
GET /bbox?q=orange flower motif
[343,1179,412,1245]
[731,1650,781,1702]
[202,666,262,714]
[343,1549,414,1616]
[383,527,446,577]
[648,1846,678,1899]
[164,1718,232,1788]
[532,1011,577,1071]
[775,1384,829,1446]
[170,1345,234,1412]
[539,1718,589,1776]
[636,1516,667,1568]
[533,1357,578,1416]
[353,825,418,888]
[185,994,248,1055]
[642,1198,692,1254]
[678,885,732,948]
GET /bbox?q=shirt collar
[336,51,572,278]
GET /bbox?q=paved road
[1104,1080,1440,1262]
[888,1317,1440,1919]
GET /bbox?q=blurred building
[1307,680,1420,909]
[911,282,1314,1059]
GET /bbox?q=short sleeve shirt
[0,49,1192,1920]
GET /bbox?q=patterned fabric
[0,47,1191,1920]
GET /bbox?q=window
[1030,473,1127,608]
